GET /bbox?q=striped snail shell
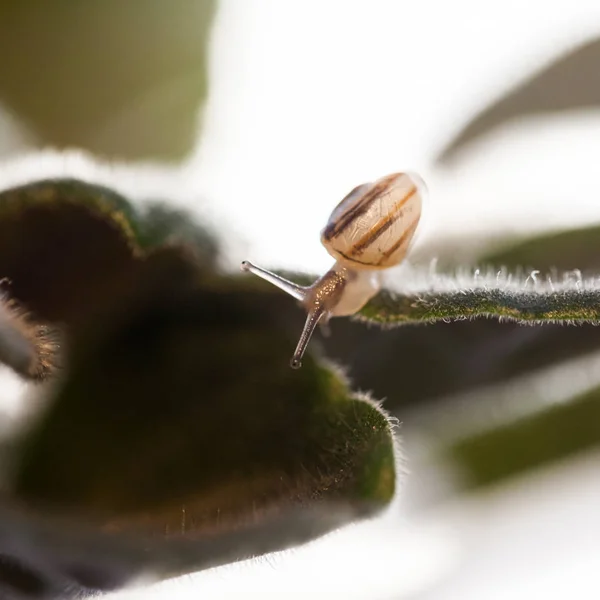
[241,172,425,369]
[321,172,424,269]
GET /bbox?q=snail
[241,171,425,369]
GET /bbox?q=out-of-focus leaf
[0,501,368,598]
[320,318,593,412]
[0,178,141,327]
[482,223,600,275]
[8,248,396,594]
[0,178,221,334]
[437,37,600,163]
[0,0,217,160]
[446,384,600,489]
[137,202,220,267]
[0,296,58,380]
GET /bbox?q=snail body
[241,172,425,368]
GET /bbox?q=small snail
[241,171,425,369]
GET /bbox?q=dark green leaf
[137,201,220,266]
[0,178,141,327]
[361,281,600,324]
[0,501,370,598]
[9,248,396,587]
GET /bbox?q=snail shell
[321,172,424,270]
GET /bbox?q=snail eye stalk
[240,261,306,301]
[289,307,325,369]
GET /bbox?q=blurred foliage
[448,385,600,489]
[0,298,58,380]
[434,224,600,489]
[320,318,598,411]
[0,178,221,331]
[14,245,395,528]
[0,17,599,585]
[402,30,600,493]
[0,0,217,160]
[0,178,396,597]
[0,501,372,598]
[437,36,600,163]
[0,178,140,328]
[137,201,220,266]
[483,223,600,276]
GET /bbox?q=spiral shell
[321,172,424,270]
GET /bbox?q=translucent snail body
[241,172,425,368]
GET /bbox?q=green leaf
[0,178,220,331]
[9,248,396,585]
[447,384,600,489]
[359,268,600,325]
[136,201,220,266]
[436,37,600,163]
[0,178,141,326]
[0,502,372,597]
[238,260,600,413]
[0,0,217,160]
[482,223,600,276]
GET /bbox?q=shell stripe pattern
[321,173,399,241]
[376,216,420,265]
[350,185,418,256]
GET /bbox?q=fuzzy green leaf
[0,178,220,330]
[238,260,600,413]
[0,178,141,327]
[359,268,600,325]
[0,296,58,380]
[0,502,371,597]
[9,248,396,590]
[136,201,220,266]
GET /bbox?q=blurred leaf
[0,178,221,333]
[447,384,600,489]
[137,201,220,266]
[319,318,595,412]
[437,36,600,163]
[0,178,141,327]
[483,223,600,276]
[7,248,396,593]
[0,501,367,598]
[0,0,217,160]
[0,297,58,381]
